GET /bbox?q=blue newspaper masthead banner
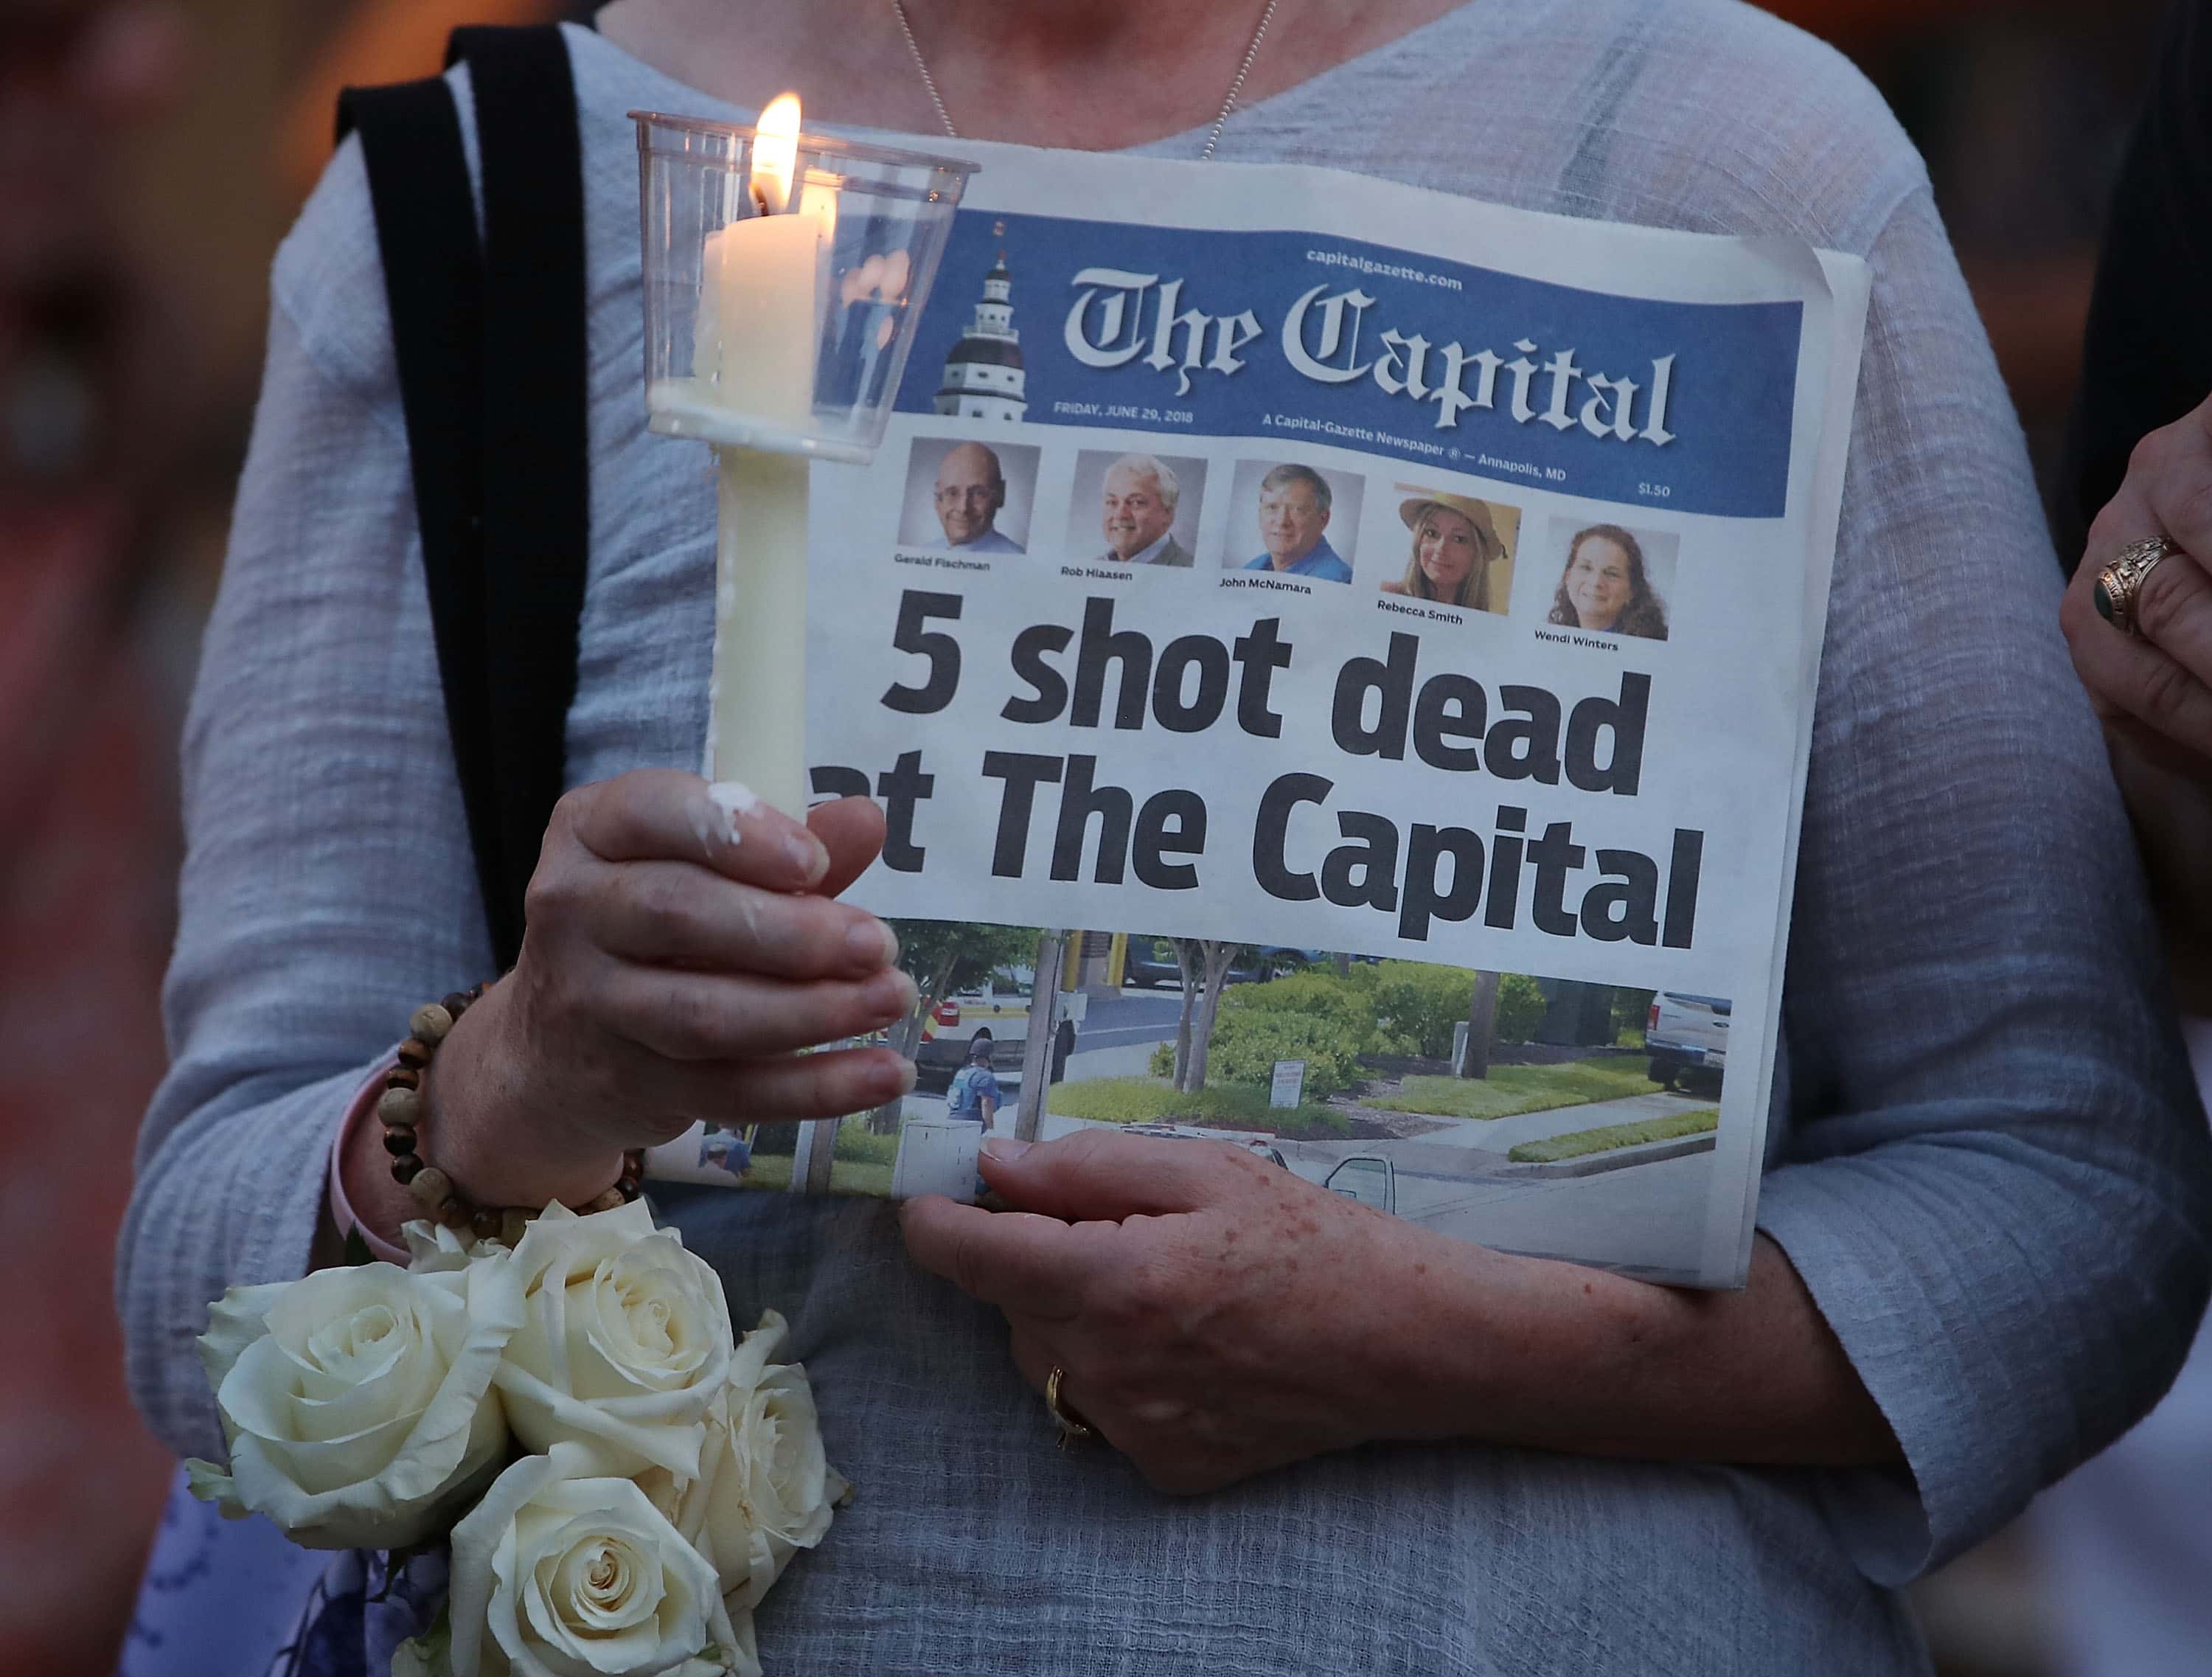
[896,209,1806,521]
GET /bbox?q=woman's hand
[350,771,916,1225]
[2059,393,2212,982]
[900,1129,1438,1493]
[2062,393,2212,765]
[903,1128,1902,1491]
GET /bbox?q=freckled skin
[905,1131,1476,1493]
[904,1127,1905,1487]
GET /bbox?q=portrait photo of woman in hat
[1382,489,1517,613]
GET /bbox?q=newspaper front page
[644,143,1872,1290]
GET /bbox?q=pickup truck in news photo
[914,971,1085,1091]
[1646,992,1731,1093]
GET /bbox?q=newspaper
[644,143,1871,1290]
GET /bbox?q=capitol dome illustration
[933,234,1028,422]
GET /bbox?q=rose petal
[453,1451,566,1677]
[262,1263,420,1349]
[197,1281,293,1401]
[181,1456,244,1520]
[260,1406,422,1493]
[494,1364,709,1482]
[405,1219,479,1271]
[215,1334,328,1445]
[725,1310,790,1395]
[719,1606,763,1677]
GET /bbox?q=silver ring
[2094,537,2179,637]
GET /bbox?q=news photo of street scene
[644,924,1731,1279]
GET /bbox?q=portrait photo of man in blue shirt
[1241,462,1353,582]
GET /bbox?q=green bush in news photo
[653,926,1732,1280]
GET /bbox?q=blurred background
[0,0,2181,1672]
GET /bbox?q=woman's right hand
[349,771,916,1224]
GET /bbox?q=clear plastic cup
[631,110,977,465]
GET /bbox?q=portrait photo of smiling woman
[1547,519,1675,640]
[1380,489,1519,613]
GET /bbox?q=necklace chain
[889,0,1281,162]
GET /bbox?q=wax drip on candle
[687,780,765,856]
[710,780,763,826]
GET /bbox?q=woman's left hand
[2060,394,2212,767]
[900,1128,1448,1493]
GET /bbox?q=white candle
[694,93,823,818]
[696,216,818,427]
[709,447,811,817]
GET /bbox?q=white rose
[496,1202,734,1479]
[642,1311,846,1611]
[184,1254,523,1549]
[448,1441,759,1677]
[405,1218,486,1272]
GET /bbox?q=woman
[2031,4,2212,1659]
[1380,490,1498,610]
[1549,522,1669,639]
[119,2,2210,1673]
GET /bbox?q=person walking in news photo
[1097,454,1192,566]
[945,1031,1003,1133]
[1382,490,1506,611]
[933,440,1026,554]
[1243,462,1352,581]
[697,1121,752,1182]
[1550,522,1670,639]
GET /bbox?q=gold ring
[1045,1365,1096,1448]
[2094,537,2179,637]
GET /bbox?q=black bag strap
[338,25,590,971]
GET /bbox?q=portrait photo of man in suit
[1062,448,1208,572]
[1097,453,1192,566]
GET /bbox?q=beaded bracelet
[381,984,644,1246]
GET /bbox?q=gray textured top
[121,5,2212,1671]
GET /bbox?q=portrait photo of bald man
[1064,448,1209,571]
[898,436,1041,555]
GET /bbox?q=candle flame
[754,92,801,213]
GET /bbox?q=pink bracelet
[328,1063,410,1265]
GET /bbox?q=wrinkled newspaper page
[646,145,1871,1291]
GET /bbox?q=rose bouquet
[185,1202,846,1677]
